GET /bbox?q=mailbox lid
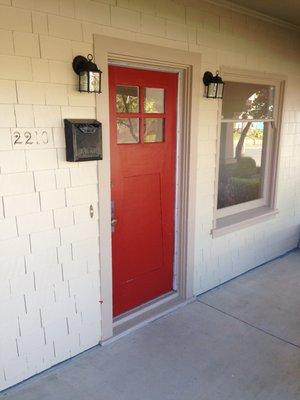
[64,118,101,129]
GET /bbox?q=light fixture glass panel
[216,82,224,99]
[117,118,139,144]
[217,121,270,209]
[222,82,275,120]
[144,118,164,143]
[89,71,100,92]
[79,71,88,92]
[144,88,164,113]
[208,83,217,98]
[116,86,139,112]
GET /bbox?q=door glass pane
[218,121,269,209]
[144,119,164,143]
[222,82,275,120]
[117,118,139,144]
[144,88,164,113]
[116,86,139,113]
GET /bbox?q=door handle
[111,218,117,227]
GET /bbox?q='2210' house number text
[11,129,52,149]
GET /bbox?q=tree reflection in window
[218,82,275,209]
[116,85,139,113]
[116,86,139,143]
[144,88,164,113]
[117,118,139,144]
[233,87,274,160]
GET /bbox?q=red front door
[109,66,178,316]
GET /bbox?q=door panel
[109,66,178,316]
[121,173,163,278]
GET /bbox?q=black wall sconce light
[72,54,102,93]
[202,71,224,99]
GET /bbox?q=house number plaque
[11,128,52,149]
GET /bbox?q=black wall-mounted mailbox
[64,119,102,162]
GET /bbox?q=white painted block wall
[0,0,299,391]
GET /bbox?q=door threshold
[114,291,178,327]
[101,293,194,345]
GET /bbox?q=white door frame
[94,35,201,341]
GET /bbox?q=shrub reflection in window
[218,82,275,209]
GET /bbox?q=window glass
[222,82,275,120]
[117,118,139,144]
[217,121,269,209]
[144,119,164,143]
[116,86,139,113]
[144,88,164,113]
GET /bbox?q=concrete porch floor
[2,250,300,400]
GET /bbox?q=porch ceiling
[216,0,300,28]
[228,0,300,27]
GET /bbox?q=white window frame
[213,68,285,233]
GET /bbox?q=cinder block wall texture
[0,0,299,390]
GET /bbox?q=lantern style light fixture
[202,70,224,99]
[72,54,102,93]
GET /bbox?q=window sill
[211,206,279,238]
